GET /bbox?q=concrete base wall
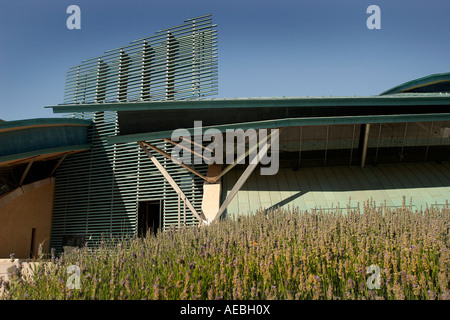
[0,178,54,258]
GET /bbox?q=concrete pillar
[201,164,222,222]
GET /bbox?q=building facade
[1,15,449,256]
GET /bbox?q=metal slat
[63,18,217,104]
[51,15,216,252]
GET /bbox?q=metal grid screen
[63,15,217,103]
[51,15,216,252]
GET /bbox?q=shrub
[2,201,449,300]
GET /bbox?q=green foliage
[2,202,449,300]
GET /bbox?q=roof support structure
[424,122,434,161]
[162,138,212,163]
[209,130,261,184]
[139,128,280,224]
[19,158,34,186]
[140,140,214,183]
[349,124,357,165]
[210,128,280,223]
[180,136,214,153]
[137,141,206,224]
[361,124,371,168]
[8,166,18,185]
[400,123,408,162]
[50,154,68,177]
[374,123,382,163]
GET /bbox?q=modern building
[1,15,449,257]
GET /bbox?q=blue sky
[1,0,449,120]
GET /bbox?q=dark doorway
[62,235,86,248]
[138,200,163,237]
[29,228,36,258]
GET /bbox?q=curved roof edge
[0,118,92,166]
[0,118,91,133]
[380,72,450,95]
[0,144,91,167]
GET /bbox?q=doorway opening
[138,200,163,238]
[29,228,36,258]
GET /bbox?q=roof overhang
[46,94,450,113]
[0,118,92,167]
[0,144,91,167]
[380,72,450,95]
[0,118,91,133]
[107,113,450,144]
[45,92,450,146]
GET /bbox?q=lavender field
[2,200,449,300]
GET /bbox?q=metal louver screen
[63,15,217,104]
[51,111,208,251]
[51,15,216,252]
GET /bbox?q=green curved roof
[380,72,450,95]
[0,117,91,133]
[0,118,92,166]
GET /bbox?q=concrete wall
[0,178,54,258]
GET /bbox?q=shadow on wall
[222,161,450,218]
[0,178,54,258]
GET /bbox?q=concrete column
[201,164,222,222]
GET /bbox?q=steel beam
[210,130,260,184]
[181,136,214,153]
[50,154,68,177]
[210,129,280,223]
[141,141,214,183]
[361,124,371,168]
[162,138,211,163]
[374,124,382,163]
[138,141,206,223]
[19,158,34,186]
[400,123,408,162]
[424,122,434,161]
[324,125,329,166]
[349,124,356,165]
